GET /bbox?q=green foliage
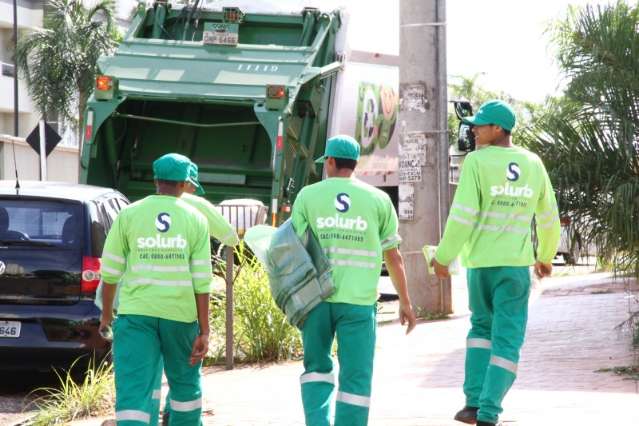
[520,2,639,276]
[28,357,114,425]
[206,244,303,364]
[15,0,119,128]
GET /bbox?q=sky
[114,0,628,103]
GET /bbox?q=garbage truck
[80,3,343,225]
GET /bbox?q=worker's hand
[430,258,450,279]
[190,334,209,366]
[99,311,113,341]
[399,300,417,335]
[534,261,553,279]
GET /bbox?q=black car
[0,180,129,371]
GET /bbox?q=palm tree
[521,2,639,274]
[15,0,118,139]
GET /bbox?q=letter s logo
[506,162,520,182]
[334,193,351,213]
[155,213,171,233]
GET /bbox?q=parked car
[0,180,128,372]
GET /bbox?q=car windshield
[0,199,83,249]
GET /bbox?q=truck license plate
[0,321,21,338]
[203,23,239,46]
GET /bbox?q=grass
[415,307,450,321]
[596,366,639,381]
[27,357,114,425]
[205,243,303,365]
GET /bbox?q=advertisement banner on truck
[329,55,399,187]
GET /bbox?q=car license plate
[0,321,21,338]
[203,23,239,46]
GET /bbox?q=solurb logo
[155,213,171,233]
[506,162,520,181]
[335,193,351,213]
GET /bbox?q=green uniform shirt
[101,195,212,323]
[292,177,401,305]
[435,145,561,268]
[181,193,240,246]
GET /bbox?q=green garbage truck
[80,3,342,225]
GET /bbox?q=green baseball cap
[315,135,361,164]
[462,100,516,132]
[188,163,205,196]
[153,153,200,190]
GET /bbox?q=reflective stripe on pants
[301,302,376,426]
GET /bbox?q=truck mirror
[454,101,473,119]
[457,122,475,152]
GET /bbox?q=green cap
[188,163,205,196]
[315,135,361,164]
[153,153,200,191]
[462,100,516,132]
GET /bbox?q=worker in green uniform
[100,153,213,426]
[158,161,240,425]
[431,100,561,426]
[291,135,417,426]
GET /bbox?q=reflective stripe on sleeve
[101,265,123,276]
[103,252,125,264]
[191,260,210,267]
[330,259,376,269]
[116,410,151,423]
[131,264,189,273]
[324,247,377,257]
[537,210,556,221]
[152,389,161,400]
[467,338,492,350]
[538,218,559,229]
[336,391,370,408]
[490,355,518,374]
[170,398,202,412]
[381,234,402,248]
[452,203,479,216]
[450,215,476,226]
[300,372,335,385]
[129,278,193,287]
[192,272,211,279]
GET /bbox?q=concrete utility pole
[13,0,19,137]
[398,0,451,314]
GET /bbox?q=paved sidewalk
[74,272,638,425]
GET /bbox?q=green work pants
[464,266,531,424]
[300,302,376,426]
[112,314,203,425]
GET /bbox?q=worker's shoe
[477,422,502,426]
[454,406,478,424]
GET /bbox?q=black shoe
[476,422,496,426]
[161,411,169,426]
[454,406,478,424]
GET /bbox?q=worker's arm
[203,199,239,246]
[189,215,213,366]
[99,214,128,334]
[384,248,416,334]
[534,161,561,278]
[433,154,481,276]
[190,293,210,366]
[291,188,309,238]
[99,282,117,336]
